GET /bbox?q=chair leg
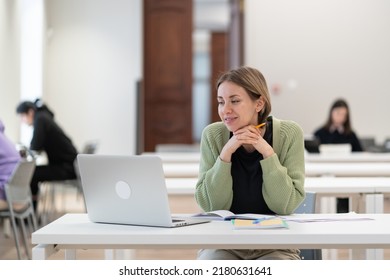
[19,218,31,259]
[3,218,11,238]
[26,216,33,234]
[9,216,22,260]
[31,211,38,231]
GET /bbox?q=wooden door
[143,0,193,152]
[210,32,228,123]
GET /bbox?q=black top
[314,127,363,152]
[230,119,274,215]
[31,110,78,165]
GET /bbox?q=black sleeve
[30,114,47,151]
[313,127,324,143]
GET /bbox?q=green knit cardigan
[195,116,305,215]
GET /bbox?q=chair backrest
[2,160,36,260]
[304,138,320,153]
[295,192,322,260]
[295,192,316,214]
[81,141,99,154]
[5,161,35,206]
[360,137,376,151]
[383,138,390,152]
[75,141,98,184]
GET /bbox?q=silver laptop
[77,154,209,228]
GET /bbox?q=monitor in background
[304,138,320,154]
[319,143,352,155]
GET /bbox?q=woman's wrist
[261,147,275,159]
[220,147,232,163]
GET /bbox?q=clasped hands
[220,124,274,163]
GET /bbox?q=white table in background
[142,152,201,163]
[306,152,390,163]
[162,162,390,178]
[163,163,199,178]
[32,213,390,260]
[305,162,390,177]
[165,177,390,214]
[305,177,390,214]
[144,152,390,164]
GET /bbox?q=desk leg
[366,249,384,260]
[64,249,77,260]
[366,194,384,214]
[3,218,11,238]
[365,194,384,259]
[319,197,336,213]
[32,244,57,260]
[104,249,136,260]
[322,249,338,260]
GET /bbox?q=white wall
[19,0,44,146]
[44,0,142,154]
[0,0,21,142]
[245,0,390,144]
[4,1,389,150]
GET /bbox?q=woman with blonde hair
[195,66,305,260]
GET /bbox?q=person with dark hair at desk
[195,66,305,260]
[314,99,363,152]
[314,98,363,213]
[16,99,78,211]
[0,120,21,209]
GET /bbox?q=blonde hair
[216,66,271,124]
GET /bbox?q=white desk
[166,177,390,260]
[306,152,390,163]
[32,213,390,260]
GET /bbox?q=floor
[1,185,390,260]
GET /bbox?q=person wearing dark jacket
[314,99,363,152]
[16,99,78,210]
[314,98,363,213]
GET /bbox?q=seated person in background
[314,98,363,152]
[16,99,78,211]
[0,120,21,209]
[314,98,363,213]
[195,66,305,260]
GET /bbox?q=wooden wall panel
[210,32,228,123]
[143,0,193,151]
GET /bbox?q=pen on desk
[254,122,266,129]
